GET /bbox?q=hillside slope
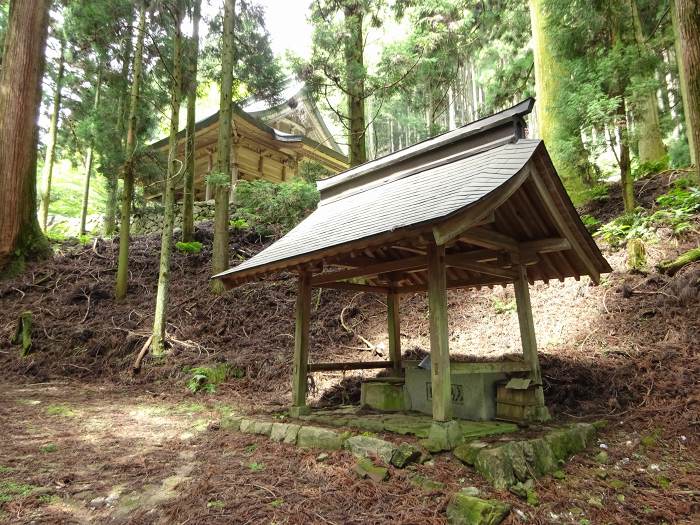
[0,171,698,433]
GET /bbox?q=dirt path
[0,382,217,524]
[1,381,698,524]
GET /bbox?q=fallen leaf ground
[1,381,697,524]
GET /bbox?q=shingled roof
[214,99,611,290]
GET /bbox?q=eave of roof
[317,98,534,195]
[147,104,348,166]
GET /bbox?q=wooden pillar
[387,288,402,376]
[290,270,312,416]
[205,150,213,200]
[513,264,545,404]
[427,242,452,422]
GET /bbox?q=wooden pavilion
[147,81,348,201]
[213,98,611,447]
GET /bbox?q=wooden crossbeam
[521,237,571,254]
[459,227,519,251]
[308,361,394,372]
[315,282,390,294]
[310,237,570,287]
[447,258,517,280]
[311,255,425,285]
[432,168,531,246]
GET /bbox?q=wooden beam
[291,271,312,415]
[432,167,531,245]
[315,282,390,294]
[397,276,506,294]
[387,289,402,376]
[447,257,517,280]
[459,227,519,252]
[427,242,452,422]
[521,237,570,254]
[311,255,426,285]
[513,264,545,404]
[529,167,600,282]
[402,360,531,374]
[308,361,393,372]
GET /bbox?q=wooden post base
[426,420,462,451]
[289,405,311,418]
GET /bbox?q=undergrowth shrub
[176,241,203,254]
[233,179,319,237]
[186,363,244,394]
[581,214,602,233]
[632,157,669,181]
[596,179,700,246]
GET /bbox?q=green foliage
[186,363,243,394]
[39,443,58,453]
[46,404,75,417]
[633,157,669,181]
[176,241,203,254]
[580,184,610,204]
[0,481,36,503]
[233,179,320,237]
[229,218,250,231]
[270,498,285,508]
[248,462,265,472]
[205,170,230,188]
[207,500,226,509]
[667,136,691,169]
[299,160,331,183]
[491,297,516,314]
[596,180,700,246]
[580,214,602,233]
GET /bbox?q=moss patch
[0,481,37,503]
[45,404,76,417]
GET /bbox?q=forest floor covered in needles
[0,171,699,524]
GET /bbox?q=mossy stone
[446,493,511,525]
[390,442,421,468]
[296,426,347,450]
[270,423,289,442]
[354,457,389,482]
[239,419,256,433]
[283,424,301,444]
[344,435,397,463]
[453,441,489,466]
[220,415,242,431]
[473,448,516,490]
[253,421,272,436]
[528,438,556,476]
[427,420,463,451]
[409,474,445,492]
[594,451,609,464]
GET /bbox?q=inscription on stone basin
[426,382,464,405]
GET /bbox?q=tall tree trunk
[38,35,65,232]
[618,97,635,212]
[673,0,700,179]
[79,63,103,236]
[211,0,236,294]
[632,0,667,164]
[105,16,134,236]
[182,0,200,243]
[115,2,146,300]
[529,0,589,184]
[0,0,50,274]
[447,84,457,130]
[344,2,366,166]
[151,1,184,355]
